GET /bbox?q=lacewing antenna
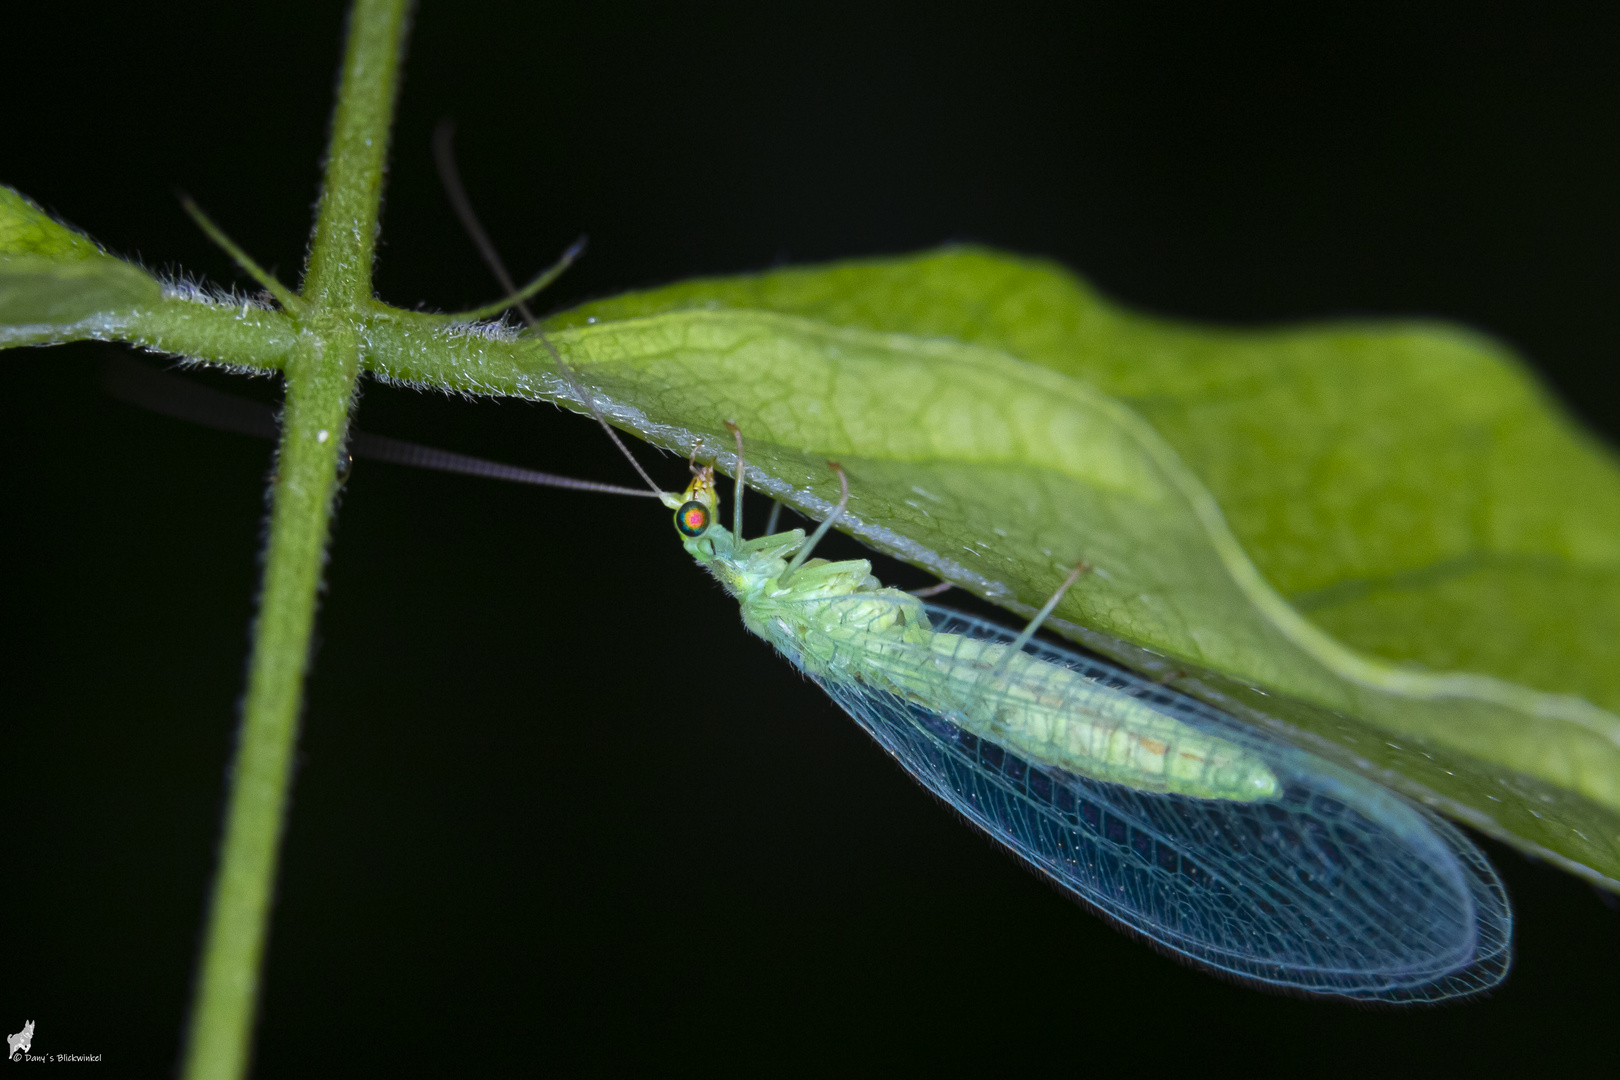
[105,355,280,440]
[103,357,661,498]
[431,120,668,500]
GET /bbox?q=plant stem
[180,3,410,1078]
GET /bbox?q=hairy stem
[180,3,410,1078]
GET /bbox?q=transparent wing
[795,601,1511,1002]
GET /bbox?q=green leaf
[0,185,162,338]
[364,245,1620,887]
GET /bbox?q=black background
[4,2,1619,1075]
